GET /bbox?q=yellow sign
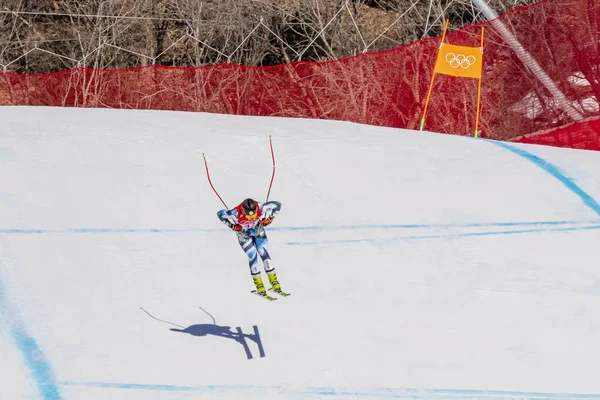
[421,21,485,137]
[434,43,483,79]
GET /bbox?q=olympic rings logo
[445,52,476,69]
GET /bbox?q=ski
[251,290,278,301]
[269,288,291,297]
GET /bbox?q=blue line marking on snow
[0,257,62,400]
[272,219,599,231]
[12,331,62,400]
[273,219,597,231]
[285,224,600,246]
[1,219,600,235]
[60,381,600,399]
[490,141,600,216]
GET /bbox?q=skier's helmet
[242,198,258,217]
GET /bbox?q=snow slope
[1,106,600,400]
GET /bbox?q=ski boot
[267,271,281,292]
[267,271,290,296]
[253,275,267,295]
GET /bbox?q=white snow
[1,106,600,400]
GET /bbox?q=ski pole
[203,153,228,209]
[266,135,276,202]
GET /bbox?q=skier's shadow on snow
[170,324,265,360]
[140,307,265,360]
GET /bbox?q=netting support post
[471,0,583,122]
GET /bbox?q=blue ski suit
[217,200,281,276]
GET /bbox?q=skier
[217,198,284,297]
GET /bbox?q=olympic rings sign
[445,52,477,69]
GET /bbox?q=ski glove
[260,217,272,226]
[232,224,243,231]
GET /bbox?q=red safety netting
[0,0,598,147]
[512,117,600,151]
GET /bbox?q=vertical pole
[420,73,437,131]
[420,19,450,131]
[474,27,485,138]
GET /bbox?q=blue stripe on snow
[285,224,600,246]
[0,255,62,400]
[60,381,600,399]
[1,219,599,235]
[490,141,600,216]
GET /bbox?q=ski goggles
[244,210,258,219]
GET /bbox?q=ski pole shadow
[140,307,265,360]
[170,324,265,360]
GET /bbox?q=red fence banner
[512,118,600,151]
[0,0,599,149]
